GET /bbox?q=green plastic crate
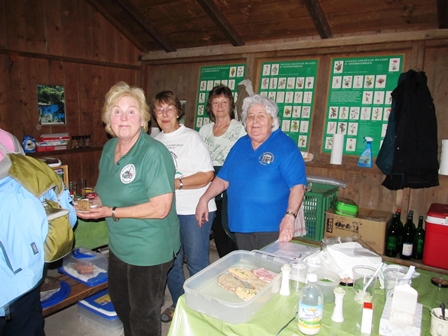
[302,182,339,241]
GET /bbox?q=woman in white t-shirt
[199,85,246,257]
[152,91,216,323]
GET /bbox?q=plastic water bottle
[298,273,323,335]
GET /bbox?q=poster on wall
[258,59,319,151]
[194,64,246,131]
[37,84,66,125]
[322,55,404,157]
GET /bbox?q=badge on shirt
[259,152,274,165]
[121,164,136,184]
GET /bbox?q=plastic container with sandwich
[59,247,108,286]
[183,250,284,324]
[423,203,448,270]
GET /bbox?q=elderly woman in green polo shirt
[76,81,180,336]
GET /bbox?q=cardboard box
[324,208,392,255]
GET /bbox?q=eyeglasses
[155,106,175,115]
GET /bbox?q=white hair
[241,95,280,131]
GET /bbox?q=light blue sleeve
[40,188,77,228]
[59,189,77,227]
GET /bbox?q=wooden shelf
[28,147,103,158]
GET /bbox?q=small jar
[78,136,85,148]
[72,136,79,149]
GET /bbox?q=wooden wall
[0,0,142,185]
[1,1,447,220]
[141,33,448,220]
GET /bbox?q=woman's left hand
[278,214,295,242]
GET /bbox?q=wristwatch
[179,179,184,190]
[112,206,119,222]
[285,210,297,218]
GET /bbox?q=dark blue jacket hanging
[376,70,439,190]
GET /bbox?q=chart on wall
[258,60,319,151]
[322,55,404,157]
[194,64,246,131]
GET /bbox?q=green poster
[322,55,404,157]
[258,60,319,151]
[194,64,246,131]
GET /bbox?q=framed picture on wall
[37,84,66,125]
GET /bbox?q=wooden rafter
[115,0,177,52]
[86,0,150,52]
[196,0,245,47]
[438,0,448,28]
[302,0,333,39]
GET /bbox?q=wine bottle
[412,215,425,259]
[396,209,404,253]
[400,211,416,260]
[384,213,400,257]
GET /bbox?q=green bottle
[412,216,425,259]
[396,209,404,253]
[385,213,400,257]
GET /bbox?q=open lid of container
[427,203,448,225]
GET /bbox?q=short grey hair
[241,95,280,131]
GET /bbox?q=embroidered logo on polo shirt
[259,152,274,165]
[120,164,136,184]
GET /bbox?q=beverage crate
[302,182,339,241]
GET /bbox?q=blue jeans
[167,212,215,305]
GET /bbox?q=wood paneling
[1,1,447,224]
[0,0,141,186]
[142,37,448,221]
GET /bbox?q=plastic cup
[384,267,409,297]
[69,181,77,196]
[353,265,378,304]
[289,261,308,293]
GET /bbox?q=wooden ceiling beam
[302,0,333,39]
[86,0,150,52]
[438,0,448,28]
[115,0,177,52]
[196,0,245,47]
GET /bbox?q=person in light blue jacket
[0,128,76,336]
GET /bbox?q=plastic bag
[306,235,382,281]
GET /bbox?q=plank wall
[0,0,142,185]
[141,35,448,219]
[1,0,447,220]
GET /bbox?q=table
[168,257,448,335]
[74,218,108,249]
[42,274,108,317]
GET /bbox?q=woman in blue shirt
[196,95,307,251]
